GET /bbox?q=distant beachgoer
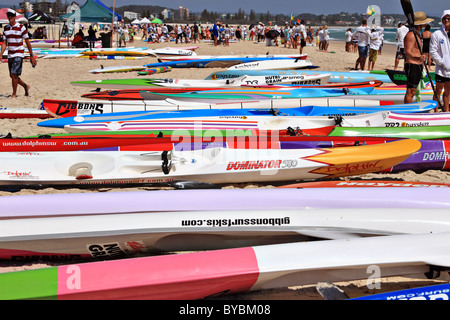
[368,25,384,70]
[0,9,36,98]
[430,10,450,112]
[299,20,307,54]
[422,24,432,69]
[87,25,97,50]
[345,28,353,52]
[394,22,409,70]
[353,18,370,70]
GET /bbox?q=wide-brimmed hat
[414,11,434,25]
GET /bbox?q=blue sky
[1,0,446,16]
[98,0,446,16]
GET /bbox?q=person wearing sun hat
[0,8,36,98]
[430,10,450,112]
[403,11,434,104]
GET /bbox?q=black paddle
[400,0,443,109]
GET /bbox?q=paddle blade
[400,0,415,26]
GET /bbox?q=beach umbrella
[151,18,163,24]
[139,17,150,24]
[265,29,280,39]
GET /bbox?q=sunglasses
[443,17,450,21]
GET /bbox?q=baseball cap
[6,9,17,16]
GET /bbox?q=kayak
[205,69,393,83]
[1,231,450,300]
[70,74,332,90]
[227,59,319,70]
[38,106,442,133]
[138,87,377,103]
[0,135,400,152]
[80,80,384,101]
[41,97,405,118]
[142,55,309,69]
[0,139,421,186]
[2,207,450,261]
[279,180,450,188]
[328,125,450,140]
[0,107,50,119]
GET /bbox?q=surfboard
[0,139,420,186]
[1,232,449,300]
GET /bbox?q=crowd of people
[343,19,385,71]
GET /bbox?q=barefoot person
[403,11,434,104]
[430,10,450,112]
[0,9,36,98]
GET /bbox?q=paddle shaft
[400,0,443,108]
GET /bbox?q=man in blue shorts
[0,9,36,98]
[353,18,370,70]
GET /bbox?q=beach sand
[0,36,448,300]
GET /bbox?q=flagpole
[111,0,116,48]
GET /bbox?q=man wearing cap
[403,11,434,104]
[430,10,450,112]
[0,9,36,98]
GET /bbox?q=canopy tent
[139,17,150,24]
[131,18,140,24]
[151,18,163,24]
[0,8,25,24]
[60,0,122,23]
[26,10,54,24]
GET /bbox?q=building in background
[124,11,140,21]
[178,6,189,21]
[161,8,173,20]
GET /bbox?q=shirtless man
[403,12,434,104]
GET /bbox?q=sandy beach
[0,34,448,300]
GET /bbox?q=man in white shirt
[299,20,307,54]
[368,26,384,70]
[430,10,450,112]
[394,22,409,70]
[353,18,370,70]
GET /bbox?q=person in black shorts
[403,12,434,103]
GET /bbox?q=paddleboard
[1,232,450,300]
[0,139,420,186]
